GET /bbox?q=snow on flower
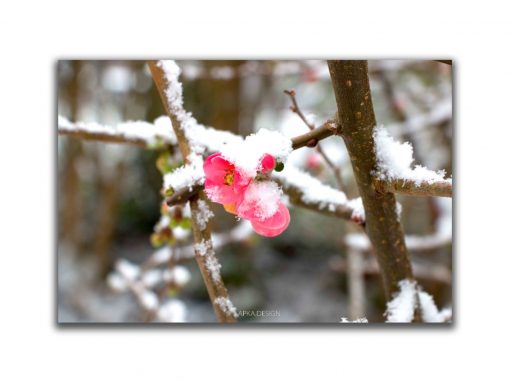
[203,152,250,207]
[203,149,290,237]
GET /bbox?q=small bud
[274,162,284,172]
[306,138,318,147]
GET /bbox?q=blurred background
[57,60,452,323]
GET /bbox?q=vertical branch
[327,60,414,299]
[346,247,365,319]
[148,61,237,323]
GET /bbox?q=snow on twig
[273,165,365,222]
[373,125,452,187]
[385,279,451,323]
[58,115,176,146]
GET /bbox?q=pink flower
[203,153,250,206]
[258,153,276,173]
[249,202,291,237]
[203,152,290,237]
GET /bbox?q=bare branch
[328,60,414,299]
[435,60,452,65]
[374,178,452,198]
[284,89,346,190]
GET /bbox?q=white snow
[193,199,214,231]
[58,115,176,146]
[115,259,140,282]
[373,125,451,185]
[340,317,368,323]
[347,197,365,222]
[157,60,184,113]
[163,266,191,287]
[139,290,159,311]
[152,246,172,263]
[385,279,417,323]
[205,256,222,284]
[385,279,451,323]
[274,165,358,214]
[172,226,191,241]
[163,152,205,193]
[194,240,210,257]
[214,297,239,318]
[106,272,128,292]
[141,269,163,288]
[219,128,293,178]
[236,181,281,220]
[157,299,187,322]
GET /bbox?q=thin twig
[284,89,346,190]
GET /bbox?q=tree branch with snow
[148,60,237,323]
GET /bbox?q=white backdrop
[0,1,508,380]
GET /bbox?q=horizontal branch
[275,179,358,222]
[330,256,451,284]
[373,178,452,198]
[59,114,339,151]
[58,128,147,147]
[57,116,176,148]
[291,119,339,149]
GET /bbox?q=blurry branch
[57,116,175,148]
[374,178,452,198]
[143,221,254,267]
[284,89,345,190]
[58,127,148,147]
[330,256,451,285]
[148,60,237,323]
[345,232,451,254]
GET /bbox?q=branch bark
[327,60,414,299]
[148,60,236,323]
[373,178,452,198]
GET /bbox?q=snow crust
[373,126,451,185]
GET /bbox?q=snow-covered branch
[273,166,364,223]
[58,115,176,147]
[385,279,451,323]
[148,59,237,323]
[373,125,453,197]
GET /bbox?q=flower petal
[249,202,290,237]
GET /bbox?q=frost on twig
[58,115,176,147]
[373,126,452,197]
[163,153,206,196]
[214,297,239,319]
[273,165,365,223]
[385,279,451,323]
